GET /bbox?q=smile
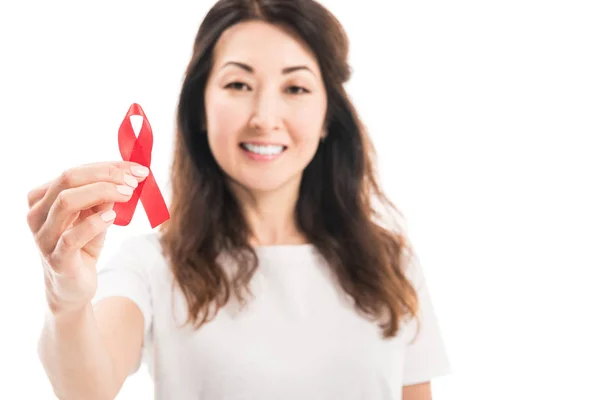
[240,143,286,155]
[239,142,287,162]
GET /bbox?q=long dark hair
[159,0,419,338]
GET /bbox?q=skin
[29,162,149,399]
[204,20,328,246]
[403,382,432,400]
[29,20,431,399]
[206,20,432,399]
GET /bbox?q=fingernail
[116,185,134,195]
[101,210,116,222]
[123,174,138,188]
[131,166,149,177]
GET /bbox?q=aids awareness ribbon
[112,103,170,228]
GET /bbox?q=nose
[249,88,283,134]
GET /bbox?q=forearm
[38,302,119,400]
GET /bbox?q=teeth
[242,143,285,155]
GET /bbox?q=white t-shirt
[92,233,451,400]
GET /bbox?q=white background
[1,0,599,398]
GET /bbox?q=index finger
[27,161,146,209]
[28,161,149,232]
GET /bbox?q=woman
[27,0,451,399]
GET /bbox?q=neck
[228,180,307,246]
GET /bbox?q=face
[204,20,328,196]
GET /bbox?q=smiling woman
[224,61,316,159]
[203,23,328,195]
[29,0,451,399]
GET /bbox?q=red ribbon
[112,103,170,228]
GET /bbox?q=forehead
[211,20,321,76]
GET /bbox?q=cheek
[206,94,248,160]
[207,95,247,138]
[288,101,326,149]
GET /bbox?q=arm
[38,297,144,400]
[402,381,432,400]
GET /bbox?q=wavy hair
[159,0,419,338]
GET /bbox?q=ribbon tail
[139,171,170,228]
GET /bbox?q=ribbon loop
[113,103,170,228]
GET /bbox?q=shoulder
[371,210,422,284]
[401,243,426,292]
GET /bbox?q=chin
[230,172,301,195]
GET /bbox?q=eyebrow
[220,61,316,77]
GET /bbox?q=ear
[321,128,328,140]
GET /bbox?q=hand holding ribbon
[112,103,170,228]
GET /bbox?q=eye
[224,82,309,94]
[287,86,310,95]
[225,82,251,91]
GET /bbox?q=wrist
[46,295,93,322]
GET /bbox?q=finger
[81,202,115,257]
[50,208,117,275]
[36,181,135,255]
[78,201,115,223]
[56,201,116,260]
[75,202,115,228]
[27,180,53,209]
[82,160,150,179]
[28,161,148,233]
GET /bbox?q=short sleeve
[402,250,452,386]
[91,234,155,355]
